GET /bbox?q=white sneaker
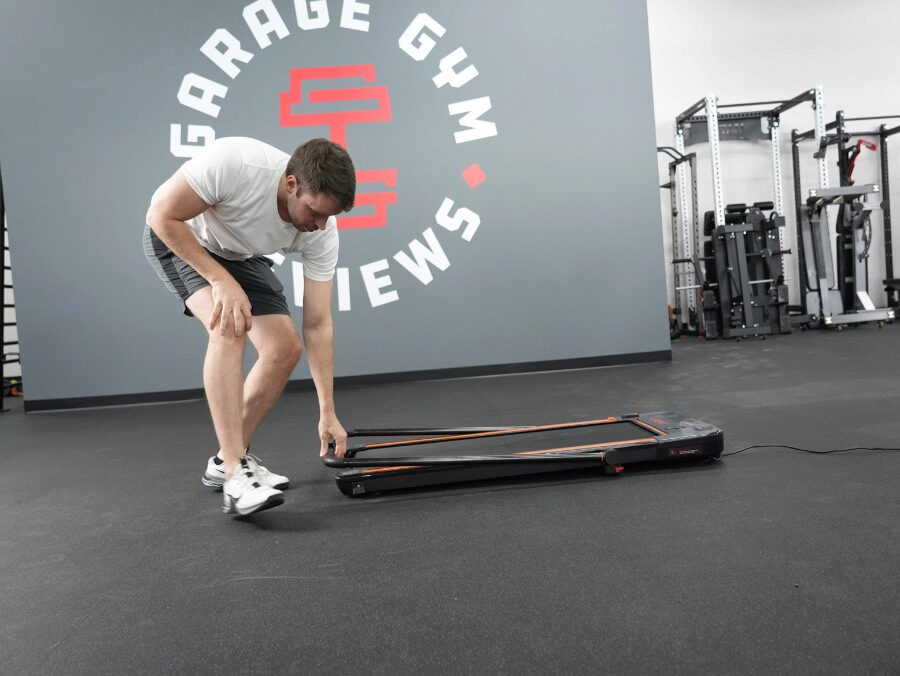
[202,450,290,490]
[201,457,227,489]
[222,459,284,516]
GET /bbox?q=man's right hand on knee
[209,277,253,337]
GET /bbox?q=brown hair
[286,138,356,211]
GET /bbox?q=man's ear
[285,174,298,194]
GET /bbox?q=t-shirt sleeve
[300,217,340,281]
[179,139,243,206]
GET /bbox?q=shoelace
[246,453,270,475]
[228,463,262,490]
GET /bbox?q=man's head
[281,138,356,232]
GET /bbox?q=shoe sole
[203,475,288,491]
[202,474,224,490]
[224,492,285,516]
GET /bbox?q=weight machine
[791,110,897,328]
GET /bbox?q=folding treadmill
[323,412,723,496]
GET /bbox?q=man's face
[285,180,343,233]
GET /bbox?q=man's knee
[262,335,302,370]
[207,329,246,352]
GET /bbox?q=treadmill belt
[348,420,658,459]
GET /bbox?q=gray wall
[0,1,668,405]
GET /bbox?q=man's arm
[145,172,252,336]
[302,277,348,457]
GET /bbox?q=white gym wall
[648,0,900,308]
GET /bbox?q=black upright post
[834,112,854,310]
[836,112,851,186]
[0,162,18,412]
[880,125,897,306]
[1,162,6,412]
[791,131,809,313]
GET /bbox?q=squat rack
[670,87,826,335]
[658,144,700,336]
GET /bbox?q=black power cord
[723,445,900,457]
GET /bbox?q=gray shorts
[143,225,290,318]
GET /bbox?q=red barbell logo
[280,64,397,230]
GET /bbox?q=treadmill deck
[323,412,723,496]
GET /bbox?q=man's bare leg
[241,314,302,446]
[206,314,302,461]
[185,288,246,477]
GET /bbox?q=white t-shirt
[155,137,339,281]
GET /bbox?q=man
[144,136,354,516]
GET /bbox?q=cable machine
[791,110,897,328]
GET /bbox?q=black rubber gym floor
[2,325,898,674]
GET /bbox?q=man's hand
[319,411,348,458]
[209,277,253,337]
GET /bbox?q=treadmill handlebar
[347,426,533,436]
